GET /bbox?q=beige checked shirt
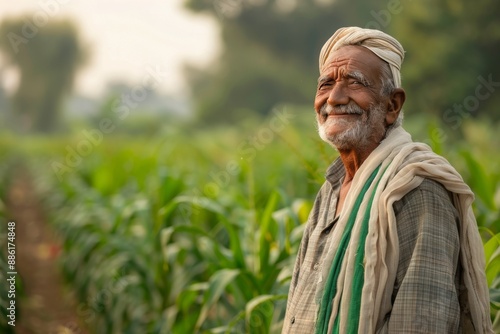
[282,158,471,333]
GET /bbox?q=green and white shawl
[314,127,492,333]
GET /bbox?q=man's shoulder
[414,178,450,194]
[393,178,455,214]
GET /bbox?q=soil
[6,171,88,334]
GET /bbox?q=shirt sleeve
[384,179,461,334]
[286,184,324,308]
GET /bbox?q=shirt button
[291,316,295,324]
[313,263,319,271]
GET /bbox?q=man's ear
[386,88,406,125]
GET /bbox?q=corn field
[1,113,499,333]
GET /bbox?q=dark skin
[314,46,406,216]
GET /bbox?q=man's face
[314,45,391,151]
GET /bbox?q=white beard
[317,102,387,151]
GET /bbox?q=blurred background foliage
[0,17,86,133]
[185,0,500,127]
[0,0,499,333]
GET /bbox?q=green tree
[184,0,500,127]
[184,0,371,124]
[0,16,86,133]
[390,0,500,127]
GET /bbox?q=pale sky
[0,0,221,98]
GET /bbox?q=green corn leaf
[293,199,313,224]
[486,247,500,286]
[484,233,500,264]
[160,225,211,246]
[177,283,207,313]
[461,150,496,210]
[219,310,246,334]
[217,216,246,269]
[490,289,500,310]
[175,195,226,215]
[244,294,287,326]
[259,191,280,273]
[157,173,184,206]
[195,269,240,332]
[427,123,443,155]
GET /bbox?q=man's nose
[327,84,349,106]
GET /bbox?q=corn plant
[5,116,499,333]
[160,180,311,333]
[30,128,315,333]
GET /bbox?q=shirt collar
[325,157,346,185]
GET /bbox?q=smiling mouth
[320,102,364,120]
[323,112,361,121]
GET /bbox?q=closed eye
[346,72,370,87]
[350,80,365,86]
[318,81,333,90]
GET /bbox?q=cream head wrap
[319,27,405,88]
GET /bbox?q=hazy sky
[0,0,221,98]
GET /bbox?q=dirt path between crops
[6,170,88,334]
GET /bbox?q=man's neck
[338,146,377,182]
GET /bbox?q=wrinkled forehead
[319,45,386,80]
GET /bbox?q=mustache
[320,103,365,117]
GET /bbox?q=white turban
[319,27,405,88]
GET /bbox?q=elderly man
[282,27,493,333]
